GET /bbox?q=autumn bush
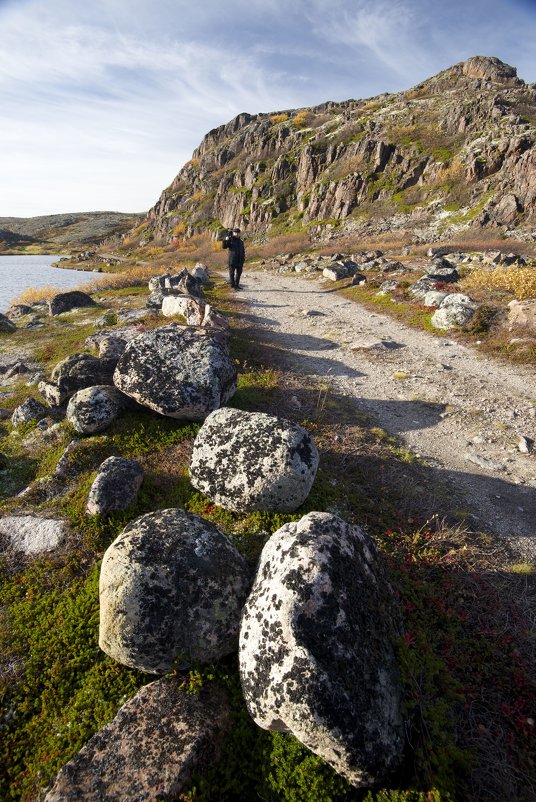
[269,113,289,125]
[461,265,536,301]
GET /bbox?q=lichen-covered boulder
[189,408,319,513]
[11,397,48,427]
[239,511,404,788]
[431,295,476,329]
[87,456,143,514]
[113,325,237,420]
[66,385,128,434]
[43,680,231,802]
[48,290,96,316]
[99,509,251,673]
[39,353,115,406]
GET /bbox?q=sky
[1,0,536,218]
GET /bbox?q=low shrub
[460,265,536,301]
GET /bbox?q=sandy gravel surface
[233,269,536,560]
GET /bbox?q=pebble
[518,436,534,454]
[464,452,505,472]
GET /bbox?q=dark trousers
[229,265,242,287]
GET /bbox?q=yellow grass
[269,113,289,125]
[460,265,536,301]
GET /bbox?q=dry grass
[461,265,536,301]
[269,113,289,125]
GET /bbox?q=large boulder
[0,515,66,555]
[189,408,319,513]
[239,511,404,788]
[39,353,115,407]
[48,290,97,316]
[66,385,128,434]
[11,397,48,427]
[43,680,231,802]
[99,509,251,673]
[86,456,143,515]
[113,325,237,420]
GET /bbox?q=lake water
[0,255,103,312]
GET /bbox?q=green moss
[0,562,145,801]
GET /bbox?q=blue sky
[1,0,535,217]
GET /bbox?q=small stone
[86,457,144,515]
[11,397,48,427]
[464,452,505,472]
[518,436,534,454]
[0,313,16,333]
[66,385,128,434]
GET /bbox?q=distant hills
[0,211,143,250]
[140,55,536,245]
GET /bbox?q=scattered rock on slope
[239,511,404,788]
[43,680,231,802]
[189,408,319,512]
[99,508,251,673]
[11,397,48,427]
[39,353,115,406]
[0,515,66,555]
[48,290,97,316]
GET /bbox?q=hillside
[139,55,536,246]
[0,211,143,250]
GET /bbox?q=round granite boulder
[189,408,319,513]
[99,509,251,673]
[66,385,128,434]
[113,325,237,420]
[239,511,405,788]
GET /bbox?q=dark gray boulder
[0,313,16,333]
[48,291,97,316]
[426,258,459,283]
[39,353,115,406]
[11,397,48,427]
[86,456,143,514]
[189,408,319,513]
[66,385,128,434]
[99,509,251,673]
[239,511,404,788]
[113,325,237,420]
[43,680,231,802]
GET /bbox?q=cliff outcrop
[141,56,536,244]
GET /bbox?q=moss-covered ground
[0,268,534,802]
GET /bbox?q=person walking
[222,228,245,289]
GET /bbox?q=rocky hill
[0,211,143,249]
[141,56,536,245]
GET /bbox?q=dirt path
[232,269,536,560]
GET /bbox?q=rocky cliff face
[142,56,536,243]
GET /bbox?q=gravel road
[233,269,536,560]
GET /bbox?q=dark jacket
[223,234,245,269]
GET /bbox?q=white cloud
[1,0,536,216]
